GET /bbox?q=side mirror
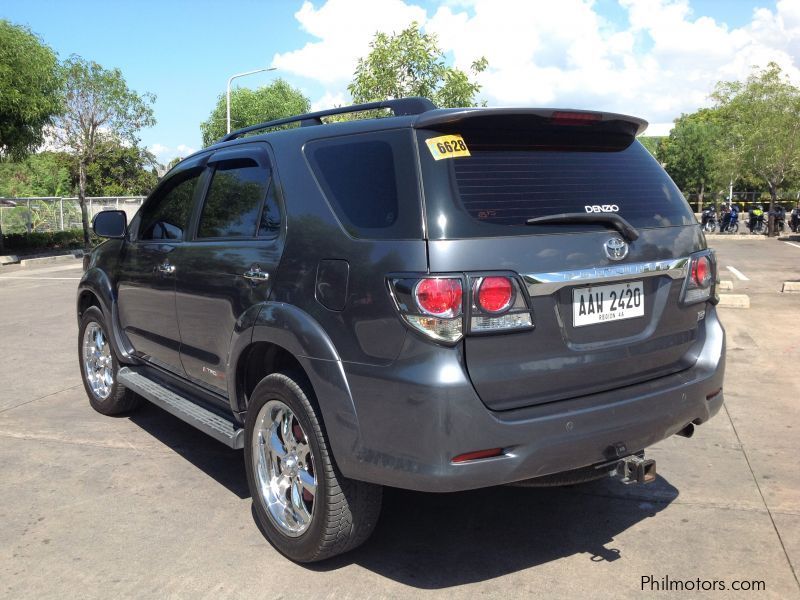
[92,210,127,239]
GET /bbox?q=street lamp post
[226,67,277,134]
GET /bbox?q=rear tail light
[388,273,533,343]
[389,276,464,343]
[415,278,462,317]
[476,276,514,313]
[683,253,715,304]
[470,275,533,333]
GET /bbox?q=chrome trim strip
[522,257,689,296]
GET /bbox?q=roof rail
[218,97,436,143]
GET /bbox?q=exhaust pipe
[676,423,695,438]
[615,454,657,485]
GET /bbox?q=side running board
[117,367,244,449]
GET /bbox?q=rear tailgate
[414,109,709,411]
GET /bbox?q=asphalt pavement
[0,242,798,599]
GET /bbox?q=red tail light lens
[452,448,504,463]
[415,278,463,318]
[691,256,712,287]
[477,276,514,313]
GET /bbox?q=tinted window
[305,130,422,239]
[258,181,281,237]
[198,159,270,238]
[139,172,200,241]
[418,132,695,239]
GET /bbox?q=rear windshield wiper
[525,212,640,242]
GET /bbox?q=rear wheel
[78,306,140,415]
[244,372,382,562]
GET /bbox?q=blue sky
[3,0,798,163]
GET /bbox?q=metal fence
[0,197,145,234]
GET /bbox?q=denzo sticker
[425,135,471,160]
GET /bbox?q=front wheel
[78,306,140,415]
[244,372,382,562]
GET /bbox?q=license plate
[573,281,644,327]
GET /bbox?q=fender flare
[77,268,138,363]
[229,302,362,476]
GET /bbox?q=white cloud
[149,143,170,157]
[272,0,426,84]
[148,143,196,164]
[310,91,349,112]
[275,0,800,135]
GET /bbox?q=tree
[200,79,310,147]
[712,62,800,210]
[348,22,487,108]
[657,109,724,205]
[83,140,158,197]
[638,136,664,160]
[0,152,73,197]
[0,21,62,161]
[51,56,155,247]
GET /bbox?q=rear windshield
[417,130,694,239]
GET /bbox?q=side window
[197,158,273,238]
[138,172,200,241]
[304,129,422,239]
[258,180,282,237]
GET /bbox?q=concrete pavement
[0,241,798,599]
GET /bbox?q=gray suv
[78,97,725,562]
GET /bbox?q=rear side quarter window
[305,129,422,239]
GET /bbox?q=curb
[706,234,768,241]
[18,252,83,268]
[782,281,800,293]
[718,280,734,291]
[717,294,750,308]
[0,250,85,269]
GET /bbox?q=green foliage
[638,136,664,158]
[84,140,158,196]
[657,109,724,201]
[1,229,96,253]
[0,152,73,197]
[200,79,310,147]
[711,62,800,206]
[51,55,156,246]
[348,23,487,109]
[0,21,62,161]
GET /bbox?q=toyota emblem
[604,237,629,261]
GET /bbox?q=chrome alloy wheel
[252,400,317,537]
[82,322,113,400]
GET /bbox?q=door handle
[157,261,176,275]
[243,266,269,283]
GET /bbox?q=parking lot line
[783,241,800,250]
[726,265,750,281]
[0,276,80,280]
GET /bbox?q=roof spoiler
[413,108,648,136]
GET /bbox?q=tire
[78,306,140,415]
[244,372,382,563]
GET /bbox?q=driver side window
[138,172,201,241]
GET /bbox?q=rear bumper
[334,306,725,493]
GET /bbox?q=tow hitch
[615,454,657,484]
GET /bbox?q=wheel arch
[78,267,137,363]
[230,302,362,476]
